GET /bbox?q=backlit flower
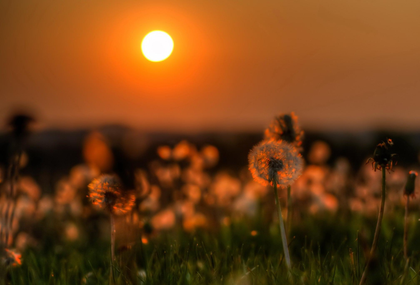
[151,208,176,230]
[88,174,135,215]
[366,138,397,172]
[3,249,22,267]
[264,112,304,150]
[308,141,331,164]
[248,140,304,186]
[200,145,219,168]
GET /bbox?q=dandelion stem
[359,168,386,285]
[273,180,291,269]
[7,151,21,246]
[403,195,409,260]
[286,185,292,235]
[110,213,116,284]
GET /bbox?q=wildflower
[366,138,397,172]
[172,140,194,160]
[157,141,195,161]
[308,141,331,164]
[248,140,303,187]
[151,208,176,230]
[83,132,114,172]
[200,145,219,168]
[157,146,172,160]
[404,171,417,197]
[15,232,35,251]
[7,113,34,140]
[249,139,303,269]
[88,174,134,283]
[88,174,135,215]
[183,212,207,232]
[359,139,394,285]
[65,222,79,241]
[210,173,241,206]
[3,249,22,267]
[264,112,304,150]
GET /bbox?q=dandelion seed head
[88,174,135,215]
[264,112,304,150]
[248,140,304,187]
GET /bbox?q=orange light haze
[1,0,420,132]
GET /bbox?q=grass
[6,211,420,285]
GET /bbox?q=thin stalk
[6,151,21,246]
[404,195,409,260]
[359,168,386,285]
[400,258,410,285]
[110,213,116,284]
[273,180,291,268]
[286,185,292,235]
[2,150,21,246]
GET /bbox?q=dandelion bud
[404,171,418,197]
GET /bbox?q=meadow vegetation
[1,113,420,285]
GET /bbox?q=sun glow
[141,31,174,62]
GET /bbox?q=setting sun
[141,30,174,62]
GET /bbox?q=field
[1,120,420,285]
[6,213,420,284]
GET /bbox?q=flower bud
[404,171,418,197]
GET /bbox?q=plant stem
[110,213,116,284]
[400,257,410,285]
[286,185,292,235]
[403,195,409,260]
[273,180,291,268]
[7,151,21,246]
[359,168,386,285]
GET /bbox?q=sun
[141,31,174,62]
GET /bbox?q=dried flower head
[88,174,135,215]
[3,249,22,267]
[404,171,418,197]
[7,113,35,140]
[264,112,304,150]
[249,140,304,186]
[366,138,397,172]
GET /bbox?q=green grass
[6,211,420,284]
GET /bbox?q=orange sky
[1,0,420,132]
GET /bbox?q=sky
[1,0,420,132]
